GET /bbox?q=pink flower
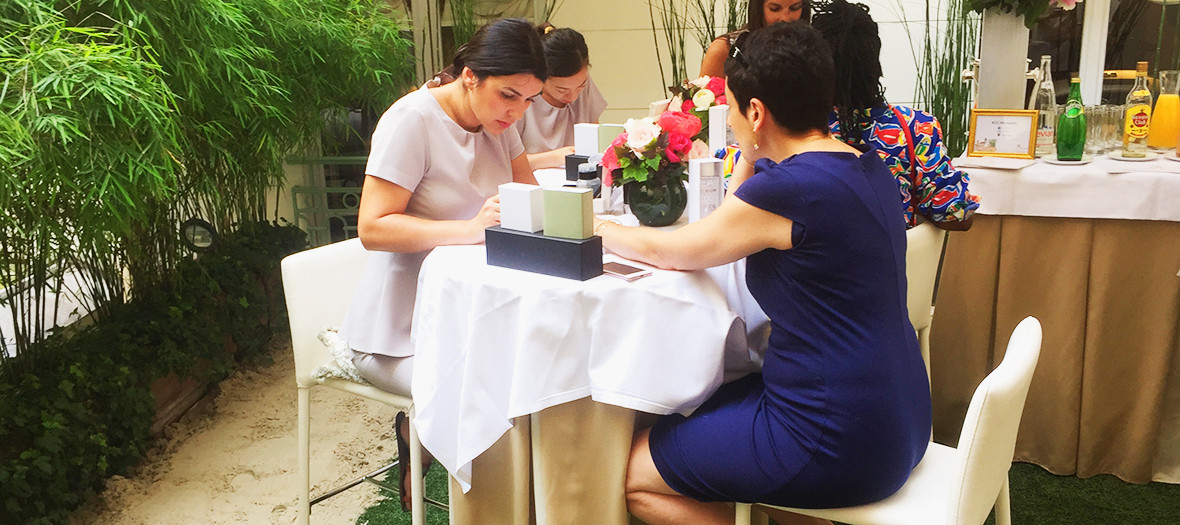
[706,76,725,96]
[665,133,693,163]
[716,94,727,106]
[681,98,696,113]
[686,139,711,160]
[1053,0,1078,10]
[601,133,627,173]
[657,110,702,140]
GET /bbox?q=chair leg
[735,502,753,525]
[297,387,311,525]
[409,406,425,525]
[994,475,1012,525]
[751,505,771,525]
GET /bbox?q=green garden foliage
[0,0,414,522]
[0,221,307,525]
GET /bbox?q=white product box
[687,158,724,223]
[708,105,729,155]
[574,123,600,156]
[499,182,544,233]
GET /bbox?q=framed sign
[966,109,1038,159]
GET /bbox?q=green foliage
[0,0,403,521]
[964,0,1051,29]
[355,463,452,525]
[451,0,477,49]
[0,221,306,525]
[725,0,748,33]
[1,0,412,366]
[649,0,691,91]
[912,0,979,157]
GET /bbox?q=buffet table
[930,154,1180,484]
[410,244,761,524]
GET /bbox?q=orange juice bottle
[1148,70,1178,150]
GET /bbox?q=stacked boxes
[485,183,602,280]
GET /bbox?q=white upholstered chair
[282,238,432,525]
[905,221,948,378]
[735,316,1042,525]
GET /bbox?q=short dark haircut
[724,21,834,134]
[536,24,590,78]
[812,0,885,142]
[747,0,812,31]
[453,18,548,82]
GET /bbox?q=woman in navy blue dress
[593,22,931,524]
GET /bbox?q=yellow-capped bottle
[1122,61,1152,158]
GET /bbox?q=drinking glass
[1085,105,1105,156]
[1104,104,1124,153]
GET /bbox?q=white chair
[736,316,1043,525]
[282,238,431,525]
[906,221,948,378]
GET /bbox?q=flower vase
[624,168,687,227]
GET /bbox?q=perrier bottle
[1056,76,1086,161]
[1122,61,1152,158]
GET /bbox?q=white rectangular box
[687,158,724,223]
[499,182,544,233]
[708,105,730,155]
[574,123,600,155]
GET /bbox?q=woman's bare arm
[356,176,500,253]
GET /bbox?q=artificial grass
[986,462,1180,525]
[356,460,1180,524]
[355,463,450,525]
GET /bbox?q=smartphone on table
[603,261,652,281]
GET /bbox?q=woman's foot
[394,411,435,512]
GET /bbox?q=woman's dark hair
[747,0,812,31]
[724,21,834,134]
[536,24,590,78]
[452,18,548,82]
[811,0,885,142]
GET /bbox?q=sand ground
[72,338,395,524]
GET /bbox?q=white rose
[692,89,716,111]
[624,117,660,154]
[688,76,711,89]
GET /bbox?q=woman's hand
[468,194,502,240]
[527,146,576,170]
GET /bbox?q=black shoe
[394,411,435,513]
[394,411,413,512]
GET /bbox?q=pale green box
[598,124,625,151]
[543,187,593,240]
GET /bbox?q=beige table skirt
[447,398,639,525]
[930,215,1180,483]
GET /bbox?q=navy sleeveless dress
[648,146,932,508]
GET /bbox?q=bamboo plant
[1,0,413,367]
[910,0,980,157]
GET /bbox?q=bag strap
[890,105,919,187]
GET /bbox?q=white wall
[550,0,966,120]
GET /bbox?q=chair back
[281,238,371,388]
[905,221,946,373]
[905,222,945,334]
[947,316,1042,525]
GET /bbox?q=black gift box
[564,154,590,181]
[485,226,603,281]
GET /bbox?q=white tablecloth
[957,154,1180,221]
[410,245,758,491]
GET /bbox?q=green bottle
[1056,76,1086,161]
